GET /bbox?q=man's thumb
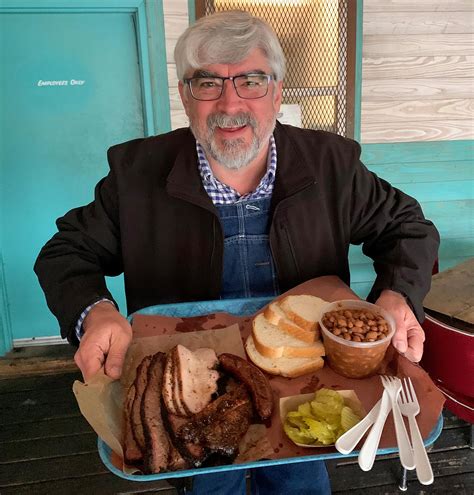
[392,325,408,354]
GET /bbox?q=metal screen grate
[197,0,353,137]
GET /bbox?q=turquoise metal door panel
[0,11,146,348]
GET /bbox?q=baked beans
[321,309,390,343]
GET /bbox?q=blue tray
[128,296,273,321]
[99,297,444,481]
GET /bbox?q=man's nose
[216,79,243,110]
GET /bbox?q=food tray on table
[97,293,444,481]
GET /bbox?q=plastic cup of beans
[319,300,396,379]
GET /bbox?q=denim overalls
[216,196,279,299]
[189,196,331,494]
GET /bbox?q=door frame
[0,255,12,356]
[0,0,171,354]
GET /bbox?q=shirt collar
[196,135,277,194]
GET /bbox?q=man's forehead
[186,49,271,78]
[190,68,267,78]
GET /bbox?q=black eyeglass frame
[183,73,275,101]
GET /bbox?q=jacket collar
[165,122,316,207]
[272,122,317,205]
[165,129,216,211]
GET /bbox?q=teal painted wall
[188,0,195,24]
[349,140,474,299]
[0,1,170,355]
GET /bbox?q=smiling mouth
[218,125,247,132]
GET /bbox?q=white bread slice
[264,302,316,343]
[280,295,327,337]
[252,314,325,359]
[245,335,324,378]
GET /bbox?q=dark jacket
[34,123,440,344]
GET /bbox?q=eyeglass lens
[189,75,270,100]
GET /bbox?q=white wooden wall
[162,0,189,130]
[361,0,474,143]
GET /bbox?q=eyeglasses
[184,74,274,101]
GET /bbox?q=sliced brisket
[123,383,143,465]
[141,352,170,473]
[162,350,179,416]
[131,355,153,451]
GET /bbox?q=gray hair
[174,10,286,82]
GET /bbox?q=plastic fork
[398,378,434,485]
[380,375,415,470]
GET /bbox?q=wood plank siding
[361,0,474,143]
[162,0,189,130]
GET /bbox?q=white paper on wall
[278,104,302,128]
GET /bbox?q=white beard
[190,112,276,170]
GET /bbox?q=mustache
[207,112,257,130]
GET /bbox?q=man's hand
[375,289,425,362]
[74,301,132,381]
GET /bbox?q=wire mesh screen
[197,0,352,137]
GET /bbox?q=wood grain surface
[364,11,474,35]
[364,0,473,13]
[361,120,474,143]
[363,55,474,79]
[362,78,473,100]
[363,34,473,58]
[361,1,473,143]
[362,98,474,122]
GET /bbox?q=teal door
[0,4,169,353]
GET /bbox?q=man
[35,10,439,494]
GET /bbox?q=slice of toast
[264,302,316,343]
[252,313,325,359]
[245,335,324,378]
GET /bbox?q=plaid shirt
[197,135,277,205]
[76,135,278,340]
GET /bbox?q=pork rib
[165,412,206,466]
[176,384,253,461]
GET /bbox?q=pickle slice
[283,388,362,445]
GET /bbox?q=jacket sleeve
[348,143,440,321]
[34,157,123,346]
